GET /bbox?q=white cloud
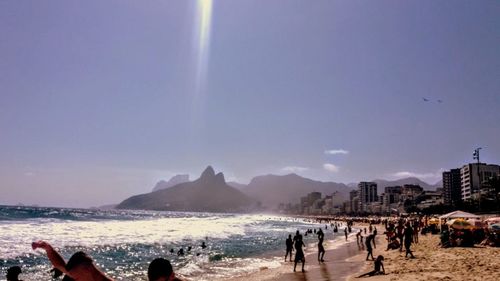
[281,166,309,173]
[391,169,444,180]
[323,163,340,173]
[324,149,349,155]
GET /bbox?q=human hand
[32,240,51,251]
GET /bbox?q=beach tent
[484,217,500,225]
[439,210,480,220]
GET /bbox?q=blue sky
[1,1,499,207]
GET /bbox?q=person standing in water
[285,234,293,262]
[293,234,306,272]
[344,227,348,241]
[317,229,325,262]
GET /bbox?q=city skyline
[1,1,499,207]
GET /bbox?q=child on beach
[357,255,385,278]
[285,234,293,262]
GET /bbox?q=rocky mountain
[373,177,440,194]
[242,173,350,208]
[152,174,190,192]
[116,166,255,212]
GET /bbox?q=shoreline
[224,223,373,281]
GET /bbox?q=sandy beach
[346,233,500,281]
[226,222,500,281]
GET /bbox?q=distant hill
[116,166,255,212]
[372,177,440,194]
[152,174,190,192]
[242,173,350,208]
[227,181,247,190]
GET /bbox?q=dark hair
[148,258,173,281]
[66,251,93,271]
[6,266,22,280]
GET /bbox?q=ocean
[0,206,346,280]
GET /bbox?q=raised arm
[32,241,67,274]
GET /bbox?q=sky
[1,1,499,207]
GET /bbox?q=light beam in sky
[191,0,213,130]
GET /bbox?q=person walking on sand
[285,234,293,262]
[344,227,348,241]
[356,230,362,245]
[32,241,113,281]
[317,228,325,262]
[293,235,306,272]
[404,222,416,258]
[365,233,376,261]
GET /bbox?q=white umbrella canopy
[484,217,500,225]
[439,210,480,220]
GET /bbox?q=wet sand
[226,225,371,281]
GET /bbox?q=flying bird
[437,99,443,103]
[422,97,429,102]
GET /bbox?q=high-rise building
[349,190,359,213]
[442,169,461,206]
[461,163,500,201]
[358,182,378,212]
[381,186,402,213]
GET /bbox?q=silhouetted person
[285,234,293,262]
[293,235,305,272]
[365,234,375,260]
[169,249,174,254]
[404,223,415,258]
[201,242,207,249]
[317,229,325,262]
[6,266,23,281]
[357,255,385,277]
[293,230,300,243]
[148,258,182,281]
[356,230,362,245]
[187,246,192,252]
[344,228,348,241]
[32,241,113,281]
[177,248,184,256]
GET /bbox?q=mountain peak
[200,166,215,179]
[215,172,225,184]
[152,174,190,192]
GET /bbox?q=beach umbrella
[489,223,500,231]
[467,219,485,229]
[447,219,473,230]
[428,218,439,225]
[485,217,500,225]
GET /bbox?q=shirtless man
[32,241,113,281]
